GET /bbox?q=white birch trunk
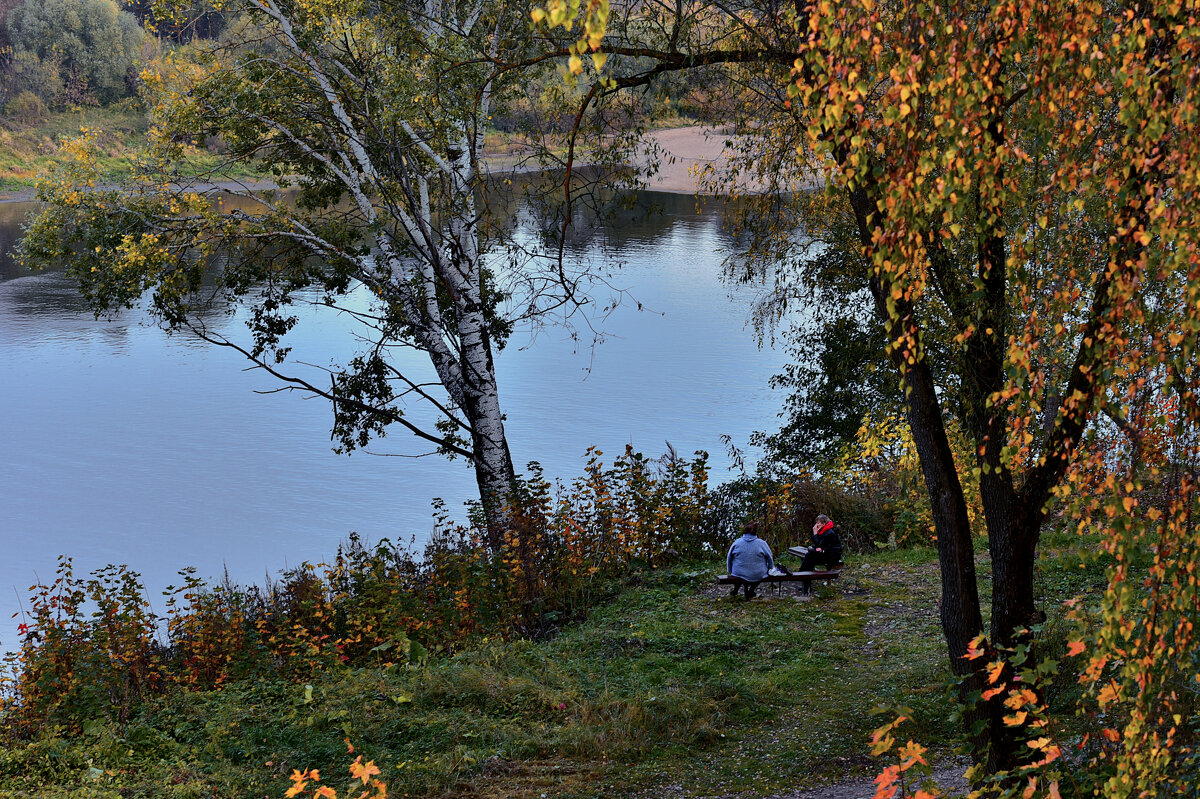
[260,0,519,542]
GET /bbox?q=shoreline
[0,126,798,205]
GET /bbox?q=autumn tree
[538,0,1200,775]
[5,0,144,104]
[19,0,603,544]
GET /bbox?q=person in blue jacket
[726,521,774,599]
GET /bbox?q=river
[0,190,787,646]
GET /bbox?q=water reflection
[0,190,784,650]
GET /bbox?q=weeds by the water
[0,536,1113,799]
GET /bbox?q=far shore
[1,126,814,205]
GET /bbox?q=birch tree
[20,0,587,544]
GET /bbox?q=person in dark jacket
[799,514,843,594]
[726,521,774,599]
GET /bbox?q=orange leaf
[872,765,900,799]
[898,740,928,769]
[350,758,382,786]
[1066,640,1086,656]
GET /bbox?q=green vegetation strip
[0,540,1110,799]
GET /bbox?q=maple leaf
[1066,640,1086,656]
[898,740,928,769]
[350,757,382,785]
[963,635,987,661]
[871,768,899,799]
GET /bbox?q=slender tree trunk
[462,372,517,546]
[847,186,989,756]
[978,477,1043,772]
[457,280,517,548]
[888,304,991,760]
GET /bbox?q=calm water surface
[0,192,786,645]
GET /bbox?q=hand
[816,548,823,553]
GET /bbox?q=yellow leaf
[592,52,607,70]
[350,758,381,785]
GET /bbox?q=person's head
[742,521,761,538]
[813,514,832,533]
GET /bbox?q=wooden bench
[717,568,843,595]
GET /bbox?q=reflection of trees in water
[0,203,37,283]
[1,187,751,321]
[485,173,744,253]
[1,272,100,318]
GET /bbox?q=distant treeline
[0,0,227,121]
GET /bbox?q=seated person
[799,514,843,595]
[726,521,774,599]
[800,514,844,569]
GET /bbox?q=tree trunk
[848,187,989,758]
[890,309,991,762]
[457,280,517,548]
[462,372,517,547]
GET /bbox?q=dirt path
[763,767,968,799]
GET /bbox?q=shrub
[706,473,892,554]
[4,89,45,124]
[1,447,718,738]
[827,410,984,547]
[0,559,163,739]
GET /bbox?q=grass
[0,540,1109,799]
[0,103,265,193]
